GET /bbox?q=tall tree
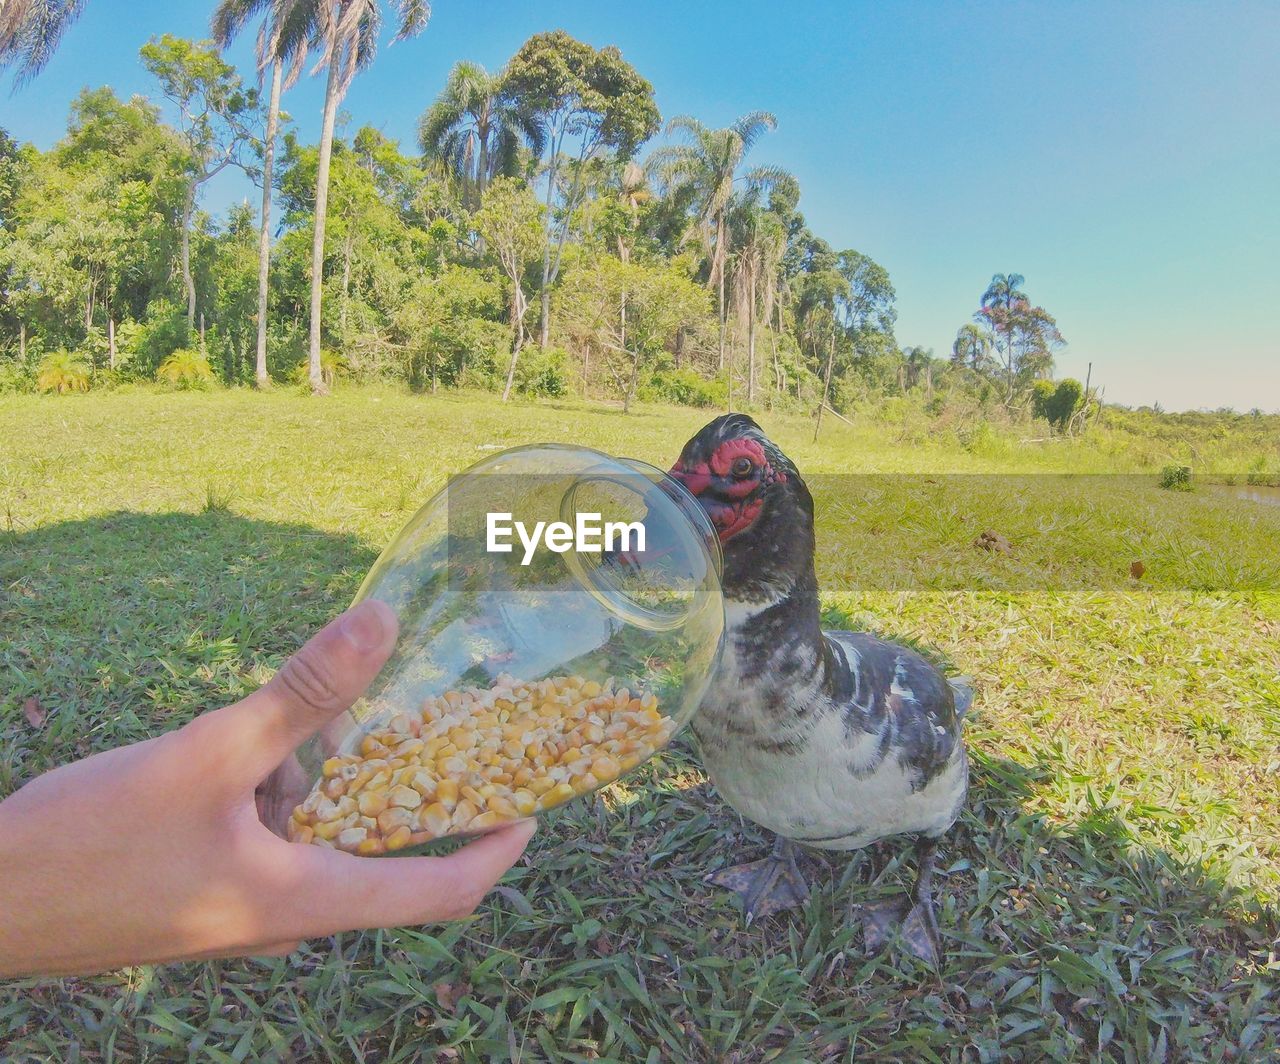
[976,272,1064,403]
[951,322,993,373]
[212,0,308,389]
[473,176,544,401]
[141,35,262,336]
[794,267,850,440]
[0,0,86,87]
[269,0,431,394]
[558,254,707,413]
[418,61,541,209]
[729,195,786,405]
[502,30,660,350]
[649,111,781,374]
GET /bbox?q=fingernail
[339,600,390,653]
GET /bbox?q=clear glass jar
[290,445,724,855]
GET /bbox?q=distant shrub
[515,346,570,398]
[1245,456,1275,486]
[960,420,1012,459]
[1032,378,1084,430]
[132,300,190,375]
[291,350,349,390]
[0,361,34,394]
[639,367,726,408]
[36,351,91,394]
[157,348,215,389]
[1159,464,1193,491]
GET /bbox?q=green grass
[2,388,1277,1062]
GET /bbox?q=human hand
[0,600,536,978]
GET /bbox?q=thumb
[222,599,399,780]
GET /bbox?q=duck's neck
[722,562,837,699]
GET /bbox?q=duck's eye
[730,456,754,478]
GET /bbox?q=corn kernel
[421,802,451,836]
[312,819,344,840]
[358,791,389,817]
[294,673,671,852]
[539,782,576,809]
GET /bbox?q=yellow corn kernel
[358,790,389,818]
[421,802,452,836]
[539,782,576,810]
[435,778,459,809]
[452,798,478,829]
[385,825,414,851]
[468,810,506,831]
[581,680,602,697]
[591,755,620,781]
[377,807,414,834]
[526,777,555,796]
[356,837,385,856]
[513,766,534,787]
[511,790,537,816]
[312,818,344,840]
[487,794,518,817]
[388,785,422,809]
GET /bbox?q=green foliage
[638,366,725,407]
[156,347,215,388]
[291,349,349,390]
[1160,464,1194,491]
[502,31,661,160]
[35,350,91,393]
[1032,377,1085,429]
[513,345,570,398]
[960,419,1013,459]
[0,361,34,394]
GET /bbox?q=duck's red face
[670,418,789,543]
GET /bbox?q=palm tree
[1,0,86,87]
[418,60,540,210]
[978,272,1027,402]
[902,345,934,394]
[266,0,431,394]
[212,0,310,389]
[729,196,786,405]
[610,161,650,373]
[951,322,993,373]
[648,111,780,374]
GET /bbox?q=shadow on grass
[0,509,375,793]
[664,734,1279,1060]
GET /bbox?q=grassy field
[1,387,1277,1062]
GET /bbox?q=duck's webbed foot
[706,835,810,924]
[862,836,942,965]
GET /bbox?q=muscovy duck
[670,413,972,963]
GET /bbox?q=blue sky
[4,0,1278,411]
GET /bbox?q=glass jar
[290,445,724,855]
